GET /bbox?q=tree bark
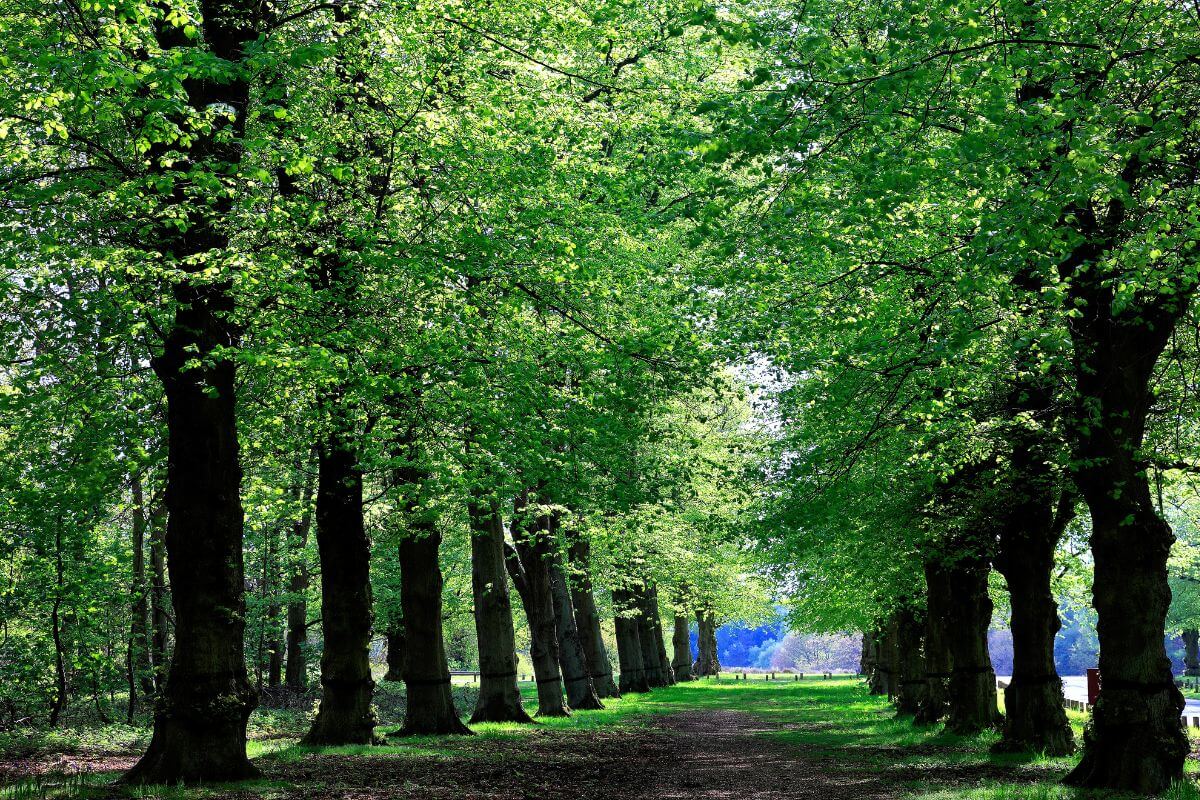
[284,480,313,694]
[894,604,926,716]
[880,616,901,701]
[915,561,952,725]
[264,525,283,690]
[49,525,68,728]
[128,473,154,722]
[943,552,1001,734]
[550,556,604,710]
[994,486,1075,754]
[392,452,472,737]
[148,503,169,694]
[1184,630,1200,678]
[121,0,260,783]
[125,314,257,782]
[468,495,532,723]
[647,586,675,685]
[566,538,619,698]
[302,433,376,745]
[672,614,694,681]
[506,494,569,717]
[1060,267,1189,792]
[613,587,650,693]
[636,587,667,688]
[865,623,886,695]
[383,623,405,683]
[693,611,720,677]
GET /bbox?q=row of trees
[5,0,1198,794]
[0,0,769,786]
[697,0,1200,795]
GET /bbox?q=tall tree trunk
[943,552,1000,734]
[506,494,569,717]
[894,604,925,716]
[392,452,472,736]
[693,611,720,677]
[126,326,257,780]
[383,623,405,683]
[613,587,650,693]
[865,623,887,695]
[636,587,666,688]
[468,495,532,723]
[915,561,952,725]
[49,525,68,728]
[1058,203,1191,793]
[127,307,256,781]
[128,473,153,723]
[122,0,260,783]
[264,526,283,690]
[1061,320,1190,789]
[566,538,619,698]
[302,433,376,745]
[995,487,1075,754]
[881,616,901,701]
[672,614,694,682]
[1184,630,1200,678]
[148,504,169,694]
[550,556,604,710]
[396,528,470,735]
[284,478,313,693]
[983,340,1076,753]
[647,586,675,685]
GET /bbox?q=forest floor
[2,678,1200,800]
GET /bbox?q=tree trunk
[994,488,1075,754]
[302,433,376,746]
[915,561,952,725]
[550,556,604,710]
[264,526,283,690]
[128,473,153,722]
[693,611,720,677]
[383,623,405,683]
[566,538,619,698]
[613,587,650,693]
[636,588,666,688]
[647,586,675,685]
[1061,280,1189,792]
[1058,216,1191,793]
[881,616,901,701]
[49,525,68,728]
[1184,630,1200,678]
[284,479,313,693]
[859,630,871,676]
[126,295,257,783]
[121,0,260,782]
[672,614,694,681]
[943,553,1000,734]
[468,495,532,723]
[392,452,472,736]
[865,623,886,695]
[894,604,925,716]
[506,494,569,717]
[148,504,169,694]
[1065,479,1187,788]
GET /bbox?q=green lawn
[4,676,1200,799]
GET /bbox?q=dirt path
[262,709,900,800]
[1,708,904,798]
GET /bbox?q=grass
[3,676,1199,799]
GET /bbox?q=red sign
[1087,668,1101,705]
